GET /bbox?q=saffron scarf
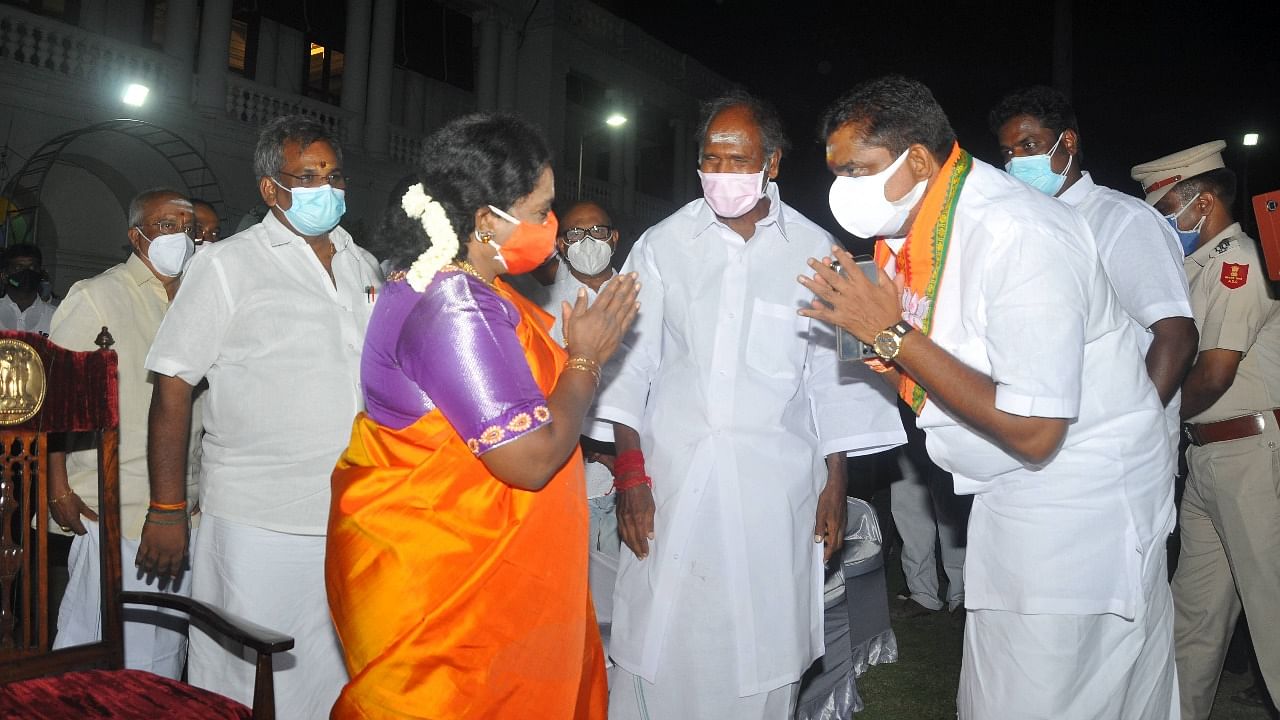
[871,142,971,414]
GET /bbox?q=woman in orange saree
[325,114,638,719]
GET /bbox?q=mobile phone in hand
[834,257,880,361]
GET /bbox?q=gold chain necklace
[448,260,498,290]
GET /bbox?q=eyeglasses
[276,170,348,188]
[195,225,221,242]
[561,225,613,243]
[138,221,194,236]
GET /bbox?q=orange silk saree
[326,280,607,719]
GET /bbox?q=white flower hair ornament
[402,183,460,292]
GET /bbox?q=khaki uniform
[1175,223,1280,719]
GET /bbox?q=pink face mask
[698,166,768,218]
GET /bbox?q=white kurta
[900,160,1175,618]
[596,183,905,697]
[146,213,384,533]
[1058,171,1192,439]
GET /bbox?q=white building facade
[0,0,729,293]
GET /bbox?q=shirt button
[728,312,735,319]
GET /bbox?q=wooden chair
[0,329,294,719]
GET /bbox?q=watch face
[873,331,898,359]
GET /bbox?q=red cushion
[0,668,251,719]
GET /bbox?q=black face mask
[7,268,44,293]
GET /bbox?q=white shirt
[895,160,1174,619]
[1058,171,1192,438]
[50,255,202,539]
[145,213,383,534]
[540,260,616,498]
[596,182,905,695]
[0,294,56,335]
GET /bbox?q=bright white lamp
[122,83,149,107]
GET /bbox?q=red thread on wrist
[613,449,651,491]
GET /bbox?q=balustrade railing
[0,6,176,96]
[224,75,356,141]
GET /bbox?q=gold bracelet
[50,490,75,505]
[564,356,601,386]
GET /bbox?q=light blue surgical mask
[1005,132,1072,196]
[1164,194,1206,256]
[272,179,346,236]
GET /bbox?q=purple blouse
[361,271,551,455]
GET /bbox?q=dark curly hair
[987,85,1079,138]
[381,113,552,270]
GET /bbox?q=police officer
[1133,141,1280,720]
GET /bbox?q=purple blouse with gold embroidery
[361,270,551,455]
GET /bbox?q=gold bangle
[149,500,187,511]
[50,490,75,505]
[564,356,601,386]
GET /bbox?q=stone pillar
[162,0,198,100]
[497,24,518,111]
[475,15,500,112]
[364,0,396,157]
[195,0,233,112]
[340,0,372,149]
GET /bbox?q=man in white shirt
[540,200,622,631]
[600,89,905,720]
[805,75,1177,720]
[0,244,56,335]
[46,188,203,678]
[990,85,1197,441]
[140,116,383,719]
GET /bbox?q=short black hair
[253,115,343,178]
[381,113,551,270]
[696,88,791,160]
[988,85,1079,138]
[819,75,956,162]
[3,243,41,267]
[1172,167,1238,210]
[188,197,216,214]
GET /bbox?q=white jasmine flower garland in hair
[402,183,460,292]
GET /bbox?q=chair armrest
[120,591,295,655]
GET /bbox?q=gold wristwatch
[872,321,914,361]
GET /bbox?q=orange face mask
[485,206,558,275]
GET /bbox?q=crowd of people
[7,71,1276,720]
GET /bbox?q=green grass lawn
[852,549,1274,719]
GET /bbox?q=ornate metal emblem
[0,339,44,425]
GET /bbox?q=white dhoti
[188,514,347,720]
[957,531,1177,720]
[53,520,196,679]
[607,499,802,720]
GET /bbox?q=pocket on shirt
[744,299,807,379]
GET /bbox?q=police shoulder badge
[1220,262,1249,289]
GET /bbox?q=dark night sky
[601,0,1280,240]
